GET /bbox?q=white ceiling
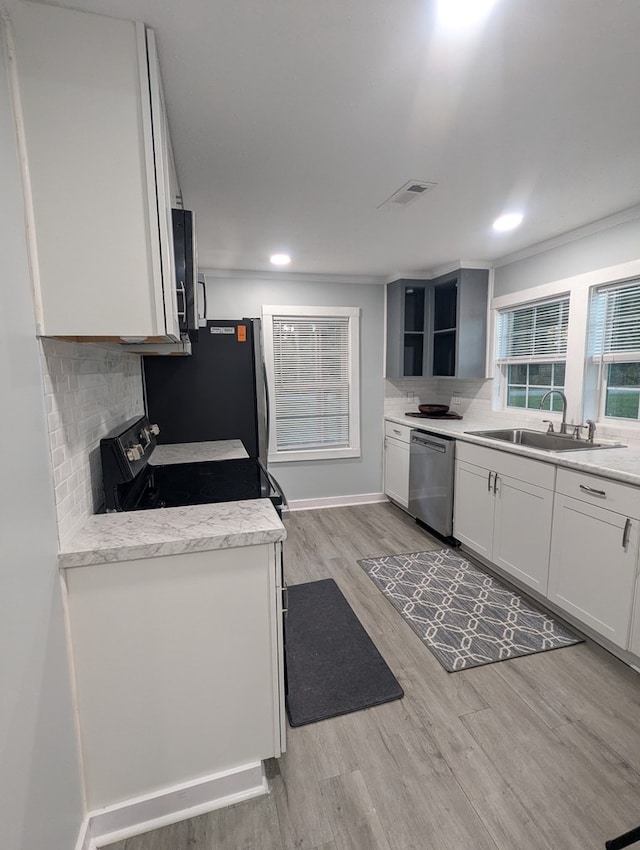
[26,0,640,277]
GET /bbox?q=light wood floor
[106,502,640,850]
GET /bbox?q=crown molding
[494,204,640,269]
[200,267,386,285]
[385,259,490,284]
[428,259,491,278]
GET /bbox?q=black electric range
[99,416,287,517]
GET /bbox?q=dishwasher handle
[411,433,448,453]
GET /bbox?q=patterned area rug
[358,549,583,672]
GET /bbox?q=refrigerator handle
[259,459,289,520]
[263,360,271,455]
[249,318,269,466]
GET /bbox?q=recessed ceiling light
[437,0,497,27]
[492,213,523,232]
[270,253,291,266]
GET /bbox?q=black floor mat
[284,578,404,727]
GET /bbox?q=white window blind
[588,279,640,361]
[262,306,361,462]
[496,297,570,362]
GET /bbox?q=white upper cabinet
[8,3,180,340]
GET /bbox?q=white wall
[204,272,385,501]
[494,215,640,297]
[0,24,83,850]
[492,215,640,434]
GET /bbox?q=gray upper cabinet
[385,279,431,379]
[386,269,488,380]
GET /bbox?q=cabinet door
[11,4,177,339]
[548,495,639,648]
[146,29,180,340]
[385,279,430,378]
[384,436,410,509]
[492,473,553,594]
[453,460,494,559]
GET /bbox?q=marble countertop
[59,498,286,569]
[385,413,640,487]
[149,439,248,465]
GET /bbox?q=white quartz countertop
[385,413,640,487]
[149,439,248,465]
[59,498,286,569]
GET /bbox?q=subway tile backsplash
[40,339,144,545]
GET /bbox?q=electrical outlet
[451,395,461,405]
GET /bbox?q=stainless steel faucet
[539,390,568,434]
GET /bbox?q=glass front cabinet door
[385,269,489,380]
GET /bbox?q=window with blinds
[496,297,570,411]
[262,306,361,461]
[588,279,640,420]
[496,298,570,362]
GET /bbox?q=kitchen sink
[465,428,626,452]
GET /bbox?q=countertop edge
[58,499,287,570]
[384,413,640,487]
[58,526,286,570]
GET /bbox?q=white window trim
[262,304,361,463]
[491,259,640,426]
[494,294,571,416]
[586,279,640,424]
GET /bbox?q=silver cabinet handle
[393,428,401,435]
[487,470,493,492]
[623,518,631,549]
[493,472,498,494]
[176,281,187,320]
[579,484,606,497]
[282,584,289,616]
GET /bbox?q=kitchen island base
[61,542,285,816]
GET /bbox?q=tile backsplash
[40,339,144,545]
[384,377,494,418]
[384,377,640,442]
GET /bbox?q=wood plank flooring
[105,502,640,850]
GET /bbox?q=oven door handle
[259,461,290,519]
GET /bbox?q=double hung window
[496,297,570,411]
[262,305,361,462]
[588,279,640,421]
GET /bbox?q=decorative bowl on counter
[418,404,450,415]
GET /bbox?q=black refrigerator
[143,319,268,464]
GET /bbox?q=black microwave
[172,208,199,333]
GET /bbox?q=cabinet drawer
[384,420,412,443]
[456,441,556,491]
[555,468,640,519]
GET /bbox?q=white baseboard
[288,492,386,511]
[80,761,266,848]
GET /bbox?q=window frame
[495,295,570,415]
[262,304,361,463]
[587,278,640,424]
[599,361,640,422]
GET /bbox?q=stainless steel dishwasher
[408,430,456,539]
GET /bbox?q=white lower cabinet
[384,421,411,509]
[454,443,555,594]
[548,470,640,649]
[493,474,555,593]
[453,459,494,559]
[63,543,285,810]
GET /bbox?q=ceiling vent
[378,180,437,210]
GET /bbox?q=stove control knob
[126,444,144,462]
[149,423,160,436]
